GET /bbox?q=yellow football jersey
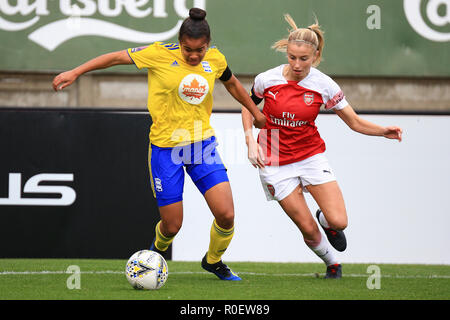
[128,42,228,147]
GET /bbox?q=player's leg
[306,181,347,230]
[259,158,342,278]
[306,181,348,252]
[278,185,339,269]
[186,137,235,262]
[199,178,241,280]
[151,201,183,254]
[203,179,235,260]
[148,143,185,255]
[186,137,240,280]
[299,153,347,252]
[279,185,320,243]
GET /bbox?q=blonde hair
[272,14,325,67]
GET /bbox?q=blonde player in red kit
[242,14,402,278]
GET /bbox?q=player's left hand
[383,126,403,142]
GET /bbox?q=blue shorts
[148,136,229,207]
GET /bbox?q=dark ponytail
[178,8,211,42]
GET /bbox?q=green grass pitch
[0,259,449,300]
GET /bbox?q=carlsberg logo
[0,0,206,51]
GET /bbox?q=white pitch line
[0,270,449,279]
[0,270,123,275]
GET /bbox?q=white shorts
[259,153,336,201]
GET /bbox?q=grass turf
[0,259,449,300]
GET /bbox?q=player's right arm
[242,86,266,169]
[52,50,133,91]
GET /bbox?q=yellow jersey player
[53,8,266,281]
[128,40,227,148]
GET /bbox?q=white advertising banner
[174,113,450,265]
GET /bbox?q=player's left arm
[335,105,403,141]
[221,73,266,129]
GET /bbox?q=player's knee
[329,216,348,231]
[301,222,321,243]
[161,220,182,237]
[321,208,348,231]
[214,209,235,230]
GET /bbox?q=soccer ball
[125,250,169,290]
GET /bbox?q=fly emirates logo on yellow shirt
[178,74,209,105]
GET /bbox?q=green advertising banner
[0,0,449,76]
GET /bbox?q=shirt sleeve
[323,77,348,110]
[127,43,159,69]
[219,66,232,82]
[252,73,265,99]
[214,49,229,80]
[250,85,263,105]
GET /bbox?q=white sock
[307,234,338,266]
[318,210,330,228]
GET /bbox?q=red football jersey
[252,65,348,166]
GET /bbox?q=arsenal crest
[304,92,314,105]
[267,184,275,196]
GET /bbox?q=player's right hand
[52,70,78,91]
[247,137,265,168]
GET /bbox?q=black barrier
[0,108,170,259]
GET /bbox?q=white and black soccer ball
[125,250,168,290]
